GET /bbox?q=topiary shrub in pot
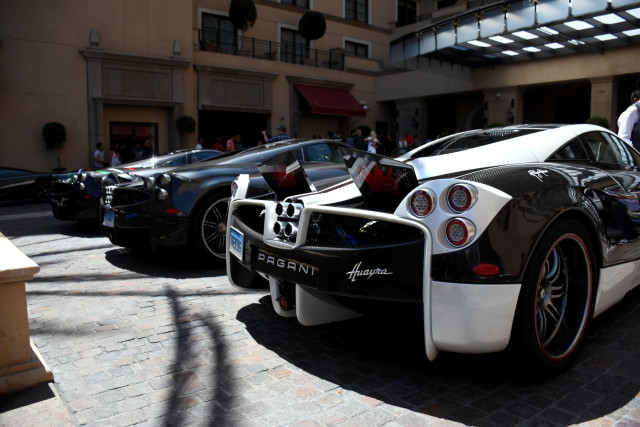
[586,116,610,130]
[42,121,67,171]
[229,0,257,31]
[298,11,326,41]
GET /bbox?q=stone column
[589,76,617,130]
[483,87,522,126]
[0,233,53,394]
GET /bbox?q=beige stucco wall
[0,0,192,172]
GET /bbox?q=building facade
[1,0,639,172]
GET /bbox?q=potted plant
[42,121,67,172]
[298,11,326,41]
[586,116,610,129]
[229,0,257,31]
[176,115,196,147]
[176,115,196,134]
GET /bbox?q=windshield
[409,128,545,159]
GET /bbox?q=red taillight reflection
[82,194,92,199]
[165,208,179,215]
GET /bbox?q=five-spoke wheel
[513,219,595,375]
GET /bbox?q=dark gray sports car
[101,139,354,262]
[49,149,223,224]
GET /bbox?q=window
[581,131,640,170]
[345,41,369,58]
[346,0,368,23]
[549,138,590,161]
[202,13,235,54]
[282,0,309,7]
[281,28,308,64]
[397,0,417,27]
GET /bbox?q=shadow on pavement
[0,383,56,413]
[104,246,226,279]
[237,287,640,426]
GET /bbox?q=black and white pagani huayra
[226,124,640,374]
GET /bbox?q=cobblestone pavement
[0,202,639,427]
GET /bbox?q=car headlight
[143,176,155,191]
[156,173,172,187]
[156,188,169,201]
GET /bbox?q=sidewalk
[0,202,639,426]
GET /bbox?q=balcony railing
[198,30,345,71]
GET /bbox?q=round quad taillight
[445,218,476,247]
[409,189,436,217]
[447,184,477,212]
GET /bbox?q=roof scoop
[340,148,418,208]
[258,151,315,199]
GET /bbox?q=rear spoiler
[257,151,315,199]
[257,148,418,206]
[340,148,418,208]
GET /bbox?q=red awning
[295,84,367,117]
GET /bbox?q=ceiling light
[564,20,594,31]
[512,31,538,40]
[523,46,541,52]
[595,33,618,41]
[627,7,640,19]
[593,13,625,25]
[483,54,498,59]
[568,39,586,45]
[545,42,564,49]
[468,40,491,48]
[489,35,514,44]
[538,27,559,35]
[502,50,519,56]
[624,28,640,37]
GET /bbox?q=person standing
[110,144,122,167]
[212,136,224,151]
[94,142,107,168]
[262,125,290,143]
[352,128,365,151]
[617,89,640,151]
[195,137,204,149]
[143,139,153,158]
[226,134,241,152]
[365,130,380,154]
[131,143,145,161]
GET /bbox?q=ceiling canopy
[390,0,640,68]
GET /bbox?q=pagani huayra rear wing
[257,148,418,208]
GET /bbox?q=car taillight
[445,218,476,247]
[409,189,436,217]
[447,184,477,212]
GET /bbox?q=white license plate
[103,211,115,228]
[229,226,244,261]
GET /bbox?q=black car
[227,124,640,374]
[101,139,354,262]
[49,149,223,224]
[0,166,57,205]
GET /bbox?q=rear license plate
[103,211,115,227]
[229,226,244,261]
